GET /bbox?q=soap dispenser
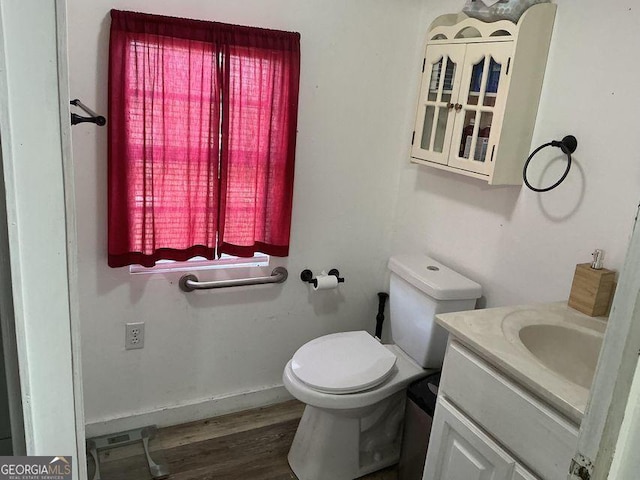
[568,249,616,317]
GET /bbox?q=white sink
[437,303,608,422]
[518,324,603,389]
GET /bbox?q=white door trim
[55,1,88,477]
[0,0,85,477]
[570,205,640,479]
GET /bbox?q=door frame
[0,0,86,477]
[570,205,640,479]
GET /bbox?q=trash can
[399,372,441,480]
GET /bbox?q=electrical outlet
[125,322,145,350]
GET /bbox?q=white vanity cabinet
[423,341,579,480]
[411,4,556,185]
[424,397,540,480]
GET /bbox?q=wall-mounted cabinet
[411,4,556,185]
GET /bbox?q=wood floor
[93,400,399,480]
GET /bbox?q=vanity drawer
[439,341,579,480]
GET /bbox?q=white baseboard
[85,384,292,438]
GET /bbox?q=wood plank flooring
[93,400,398,480]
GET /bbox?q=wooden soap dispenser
[568,249,616,317]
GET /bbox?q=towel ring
[523,135,578,192]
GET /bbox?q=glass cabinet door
[448,42,513,175]
[411,44,465,165]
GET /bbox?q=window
[108,10,300,268]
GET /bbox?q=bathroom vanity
[423,303,606,480]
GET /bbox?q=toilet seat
[290,331,397,394]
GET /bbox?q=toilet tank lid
[388,255,482,301]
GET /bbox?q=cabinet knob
[455,103,463,111]
[447,103,455,110]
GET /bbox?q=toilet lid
[291,331,397,394]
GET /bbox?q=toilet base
[288,391,406,480]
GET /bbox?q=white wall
[68,0,424,431]
[392,0,640,309]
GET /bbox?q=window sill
[129,254,269,275]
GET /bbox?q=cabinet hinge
[506,57,511,75]
[411,131,416,145]
[422,58,426,73]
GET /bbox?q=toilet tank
[388,254,482,369]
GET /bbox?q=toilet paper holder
[300,268,345,287]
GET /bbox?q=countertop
[436,302,607,424]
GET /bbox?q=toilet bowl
[284,255,482,480]
[284,336,426,480]
[283,334,425,412]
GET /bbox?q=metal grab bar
[179,267,288,292]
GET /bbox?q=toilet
[283,254,482,480]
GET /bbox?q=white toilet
[283,254,482,480]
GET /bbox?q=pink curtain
[108,10,300,267]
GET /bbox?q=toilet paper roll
[313,274,339,291]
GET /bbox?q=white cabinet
[423,397,540,480]
[411,4,556,185]
[412,43,466,166]
[423,341,578,480]
[412,42,512,177]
